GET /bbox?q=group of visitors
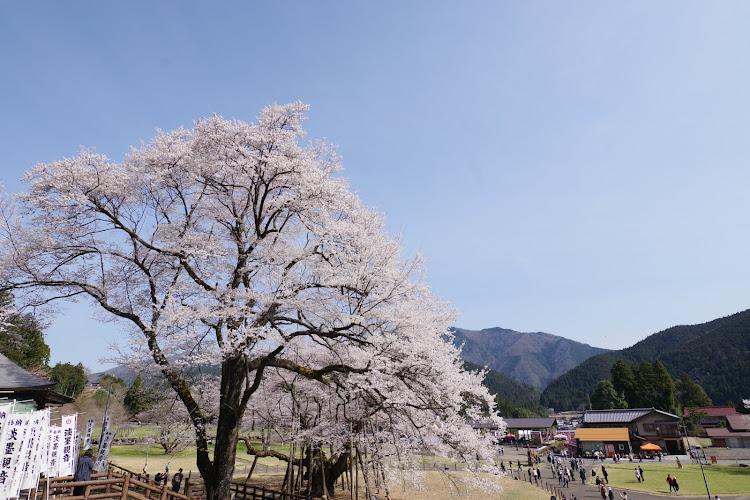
[72,449,185,496]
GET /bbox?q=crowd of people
[496,446,695,500]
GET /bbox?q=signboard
[83,418,95,451]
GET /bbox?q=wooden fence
[35,467,310,500]
[229,482,309,500]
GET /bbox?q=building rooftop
[727,414,750,432]
[575,427,629,442]
[706,427,750,438]
[584,408,678,424]
[0,353,55,390]
[682,406,739,418]
[504,417,558,429]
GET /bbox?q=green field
[589,461,750,496]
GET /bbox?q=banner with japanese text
[59,414,78,477]
[83,418,95,451]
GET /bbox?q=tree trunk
[304,449,350,498]
[197,357,246,500]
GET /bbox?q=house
[705,414,750,448]
[583,408,683,454]
[0,353,73,408]
[682,406,738,429]
[503,417,558,445]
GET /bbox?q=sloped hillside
[540,309,750,410]
[453,327,608,389]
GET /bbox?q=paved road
[496,445,750,500]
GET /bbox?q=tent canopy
[640,442,662,451]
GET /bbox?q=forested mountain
[540,309,750,410]
[463,361,547,418]
[453,327,608,389]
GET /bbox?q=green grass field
[589,461,750,496]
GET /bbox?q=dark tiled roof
[0,353,55,390]
[504,417,558,429]
[584,408,678,424]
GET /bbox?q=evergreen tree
[652,359,677,413]
[590,379,628,410]
[676,373,712,408]
[124,375,155,416]
[632,360,655,408]
[611,359,636,407]
[0,292,51,370]
[49,362,87,397]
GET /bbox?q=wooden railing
[229,482,309,500]
[39,469,197,500]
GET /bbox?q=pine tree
[590,380,628,409]
[611,359,636,407]
[676,373,712,409]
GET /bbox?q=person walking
[634,468,641,483]
[638,465,645,481]
[672,475,679,493]
[666,474,674,492]
[607,486,614,500]
[600,484,607,499]
[73,449,95,496]
[601,465,609,484]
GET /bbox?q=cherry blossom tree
[240,342,502,497]
[0,102,500,499]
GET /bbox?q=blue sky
[2,2,749,372]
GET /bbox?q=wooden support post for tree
[349,424,355,500]
[357,445,372,500]
[245,456,259,484]
[320,448,328,500]
[354,444,359,500]
[305,444,313,497]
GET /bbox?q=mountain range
[452,327,608,389]
[539,309,750,410]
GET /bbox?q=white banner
[83,418,95,451]
[0,408,79,497]
[47,427,62,479]
[6,413,32,499]
[0,404,12,498]
[21,409,49,491]
[59,414,77,477]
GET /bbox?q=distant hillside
[463,361,547,418]
[463,360,540,406]
[540,309,750,410]
[90,365,138,386]
[453,327,608,389]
